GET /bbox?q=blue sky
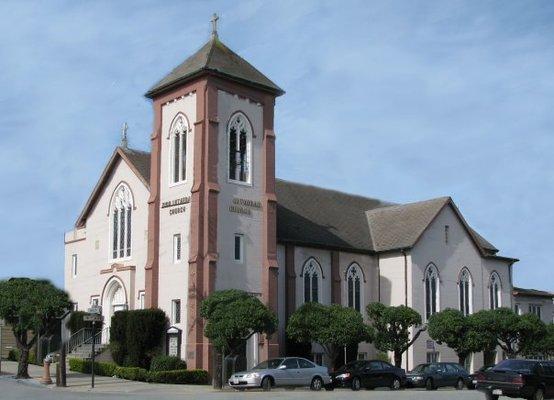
[0,1,553,292]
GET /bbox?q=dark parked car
[475,359,554,400]
[468,365,494,389]
[331,360,406,390]
[406,362,470,390]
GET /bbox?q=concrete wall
[157,94,196,358]
[64,157,149,318]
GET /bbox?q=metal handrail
[67,327,94,354]
[82,326,109,346]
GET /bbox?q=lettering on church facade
[161,197,191,216]
[228,197,262,216]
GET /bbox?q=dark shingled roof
[276,179,391,252]
[121,147,150,183]
[513,287,554,298]
[145,37,284,98]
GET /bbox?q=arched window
[228,113,252,183]
[489,272,501,309]
[458,268,472,316]
[302,258,322,303]
[424,264,439,320]
[345,263,363,312]
[170,114,188,184]
[111,183,133,259]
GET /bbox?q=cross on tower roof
[211,13,219,39]
[121,122,128,148]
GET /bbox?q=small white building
[65,26,519,376]
[513,287,553,324]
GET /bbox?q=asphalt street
[0,377,493,400]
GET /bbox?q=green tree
[366,302,426,368]
[200,290,277,386]
[427,309,488,366]
[286,303,373,369]
[471,308,546,358]
[0,278,71,378]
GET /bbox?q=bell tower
[144,15,284,374]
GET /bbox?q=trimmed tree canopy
[200,289,277,355]
[366,302,425,368]
[286,302,373,368]
[0,278,71,378]
[427,308,488,365]
[471,308,546,358]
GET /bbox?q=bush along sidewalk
[68,358,208,385]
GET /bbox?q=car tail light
[511,374,524,385]
[474,372,485,382]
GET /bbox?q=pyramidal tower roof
[145,34,284,98]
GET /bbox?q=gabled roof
[75,147,150,228]
[513,287,554,299]
[145,36,284,98]
[276,179,512,260]
[276,179,391,252]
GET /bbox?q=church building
[64,20,518,376]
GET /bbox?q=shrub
[66,311,98,333]
[114,366,149,382]
[150,355,187,372]
[375,351,390,363]
[148,369,209,384]
[109,311,128,365]
[8,348,37,364]
[68,358,208,384]
[110,309,167,368]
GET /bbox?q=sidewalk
[0,360,214,395]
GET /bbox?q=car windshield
[493,360,535,373]
[253,358,284,370]
[411,364,429,373]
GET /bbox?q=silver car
[229,357,331,391]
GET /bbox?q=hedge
[110,309,166,368]
[150,355,187,372]
[69,359,208,385]
[8,348,37,365]
[66,311,99,333]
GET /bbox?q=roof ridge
[276,178,393,206]
[120,146,150,155]
[365,196,451,214]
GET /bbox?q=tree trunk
[212,349,222,389]
[393,351,403,368]
[16,346,30,379]
[458,354,466,368]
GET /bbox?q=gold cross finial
[211,13,219,38]
[121,122,128,148]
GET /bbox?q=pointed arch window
[489,272,501,309]
[228,113,252,184]
[345,263,363,312]
[458,268,472,316]
[111,184,133,259]
[424,264,440,320]
[302,258,322,303]
[170,114,188,184]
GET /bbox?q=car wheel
[485,392,499,400]
[425,378,434,391]
[261,376,272,391]
[533,388,545,400]
[310,376,323,391]
[390,377,401,390]
[455,378,465,390]
[351,377,361,391]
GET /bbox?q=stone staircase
[67,326,110,360]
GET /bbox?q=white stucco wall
[409,205,513,372]
[64,157,149,323]
[215,90,265,295]
[157,93,196,358]
[513,295,553,324]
